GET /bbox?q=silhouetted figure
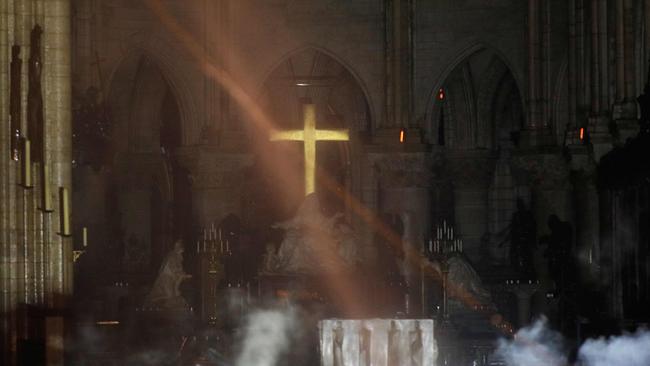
[542,215,574,292]
[510,198,537,277]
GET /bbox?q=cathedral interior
[1,0,650,365]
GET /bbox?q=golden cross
[270,103,349,195]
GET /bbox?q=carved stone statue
[332,321,344,366]
[425,255,493,308]
[409,321,423,366]
[263,193,358,274]
[144,240,192,309]
[27,25,43,161]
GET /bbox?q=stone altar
[319,319,437,366]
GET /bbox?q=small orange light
[438,88,445,100]
[579,127,585,140]
[399,129,405,143]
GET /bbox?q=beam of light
[315,170,513,332]
[143,0,302,203]
[144,0,512,330]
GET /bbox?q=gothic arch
[106,37,198,145]
[256,45,375,132]
[427,46,525,150]
[425,41,526,141]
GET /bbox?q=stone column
[368,137,431,316]
[384,0,413,128]
[613,0,641,141]
[568,0,578,129]
[0,1,11,363]
[43,0,73,308]
[528,0,542,130]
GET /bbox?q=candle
[203,229,207,241]
[196,240,200,253]
[41,164,52,211]
[428,239,432,252]
[59,187,70,236]
[220,239,223,253]
[219,228,222,241]
[82,227,88,247]
[21,138,32,188]
[459,240,463,252]
[226,240,230,252]
[450,227,453,239]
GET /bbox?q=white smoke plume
[577,329,650,366]
[235,307,296,366]
[495,317,650,366]
[494,317,568,366]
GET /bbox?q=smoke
[577,329,650,366]
[234,307,296,366]
[494,317,568,366]
[495,317,650,366]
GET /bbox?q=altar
[319,319,437,366]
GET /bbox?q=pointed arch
[256,44,376,132]
[427,44,525,149]
[425,41,527,142]
[105,36,198,146]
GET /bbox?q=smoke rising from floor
[234,307,296,366]
[495,317,650,366]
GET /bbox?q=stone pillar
[589,0,614,160]
[384,0,413,128]
[613,0,641,141]
[568,0,578,129]
[43,0,74,307]
[527,0,542,131]
[0,0,73,363]
[368,135,430,315]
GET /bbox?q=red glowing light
[438,88,445,100]
[399,129,405,143]
[579,127,585,140]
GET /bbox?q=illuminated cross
[270,103,349,195]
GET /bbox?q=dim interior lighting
[96,320,120,326]
[438,88,445,100]
[579,127,585,140]
[399,128,405,143]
